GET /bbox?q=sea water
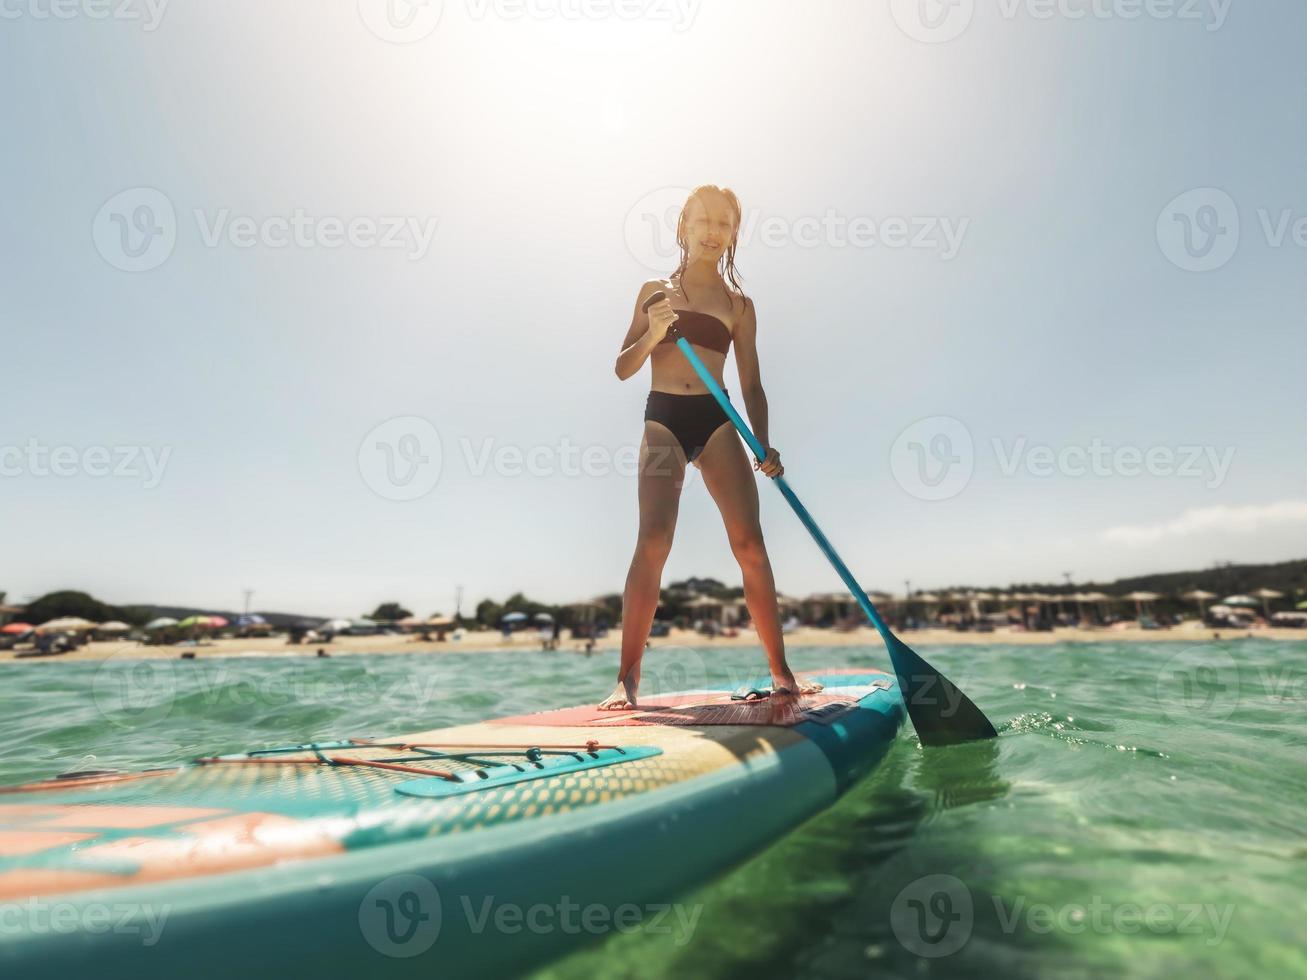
[1,640,1302,979]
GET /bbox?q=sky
[2,0,1305,618]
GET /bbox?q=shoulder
[733,294,757,337]
[637,278,675,305]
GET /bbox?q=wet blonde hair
[671,185,747,308]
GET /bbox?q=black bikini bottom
[644,389,733,463]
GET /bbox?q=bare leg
[598,422,685,709]
[696,425,822,696]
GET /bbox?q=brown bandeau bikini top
[659,309,732,355]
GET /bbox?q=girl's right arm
[615,282,677,380]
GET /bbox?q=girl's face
[681,195,737,265]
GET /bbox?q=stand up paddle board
[0,668,903,978]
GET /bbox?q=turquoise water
[1,640,1303,979]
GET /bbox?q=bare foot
[772,673,823,696]
[598,675,639,710]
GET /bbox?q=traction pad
[491,682,890,728]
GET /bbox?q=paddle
[643,290,997,746]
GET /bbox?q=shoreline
[3,622,1304,663]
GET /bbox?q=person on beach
[599,185,821,710]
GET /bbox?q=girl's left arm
[733,298,783,478]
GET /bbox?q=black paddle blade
[885,631,998,747]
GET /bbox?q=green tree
[370,602,413,622]
[476,598,503,627]
[24,591,121,625]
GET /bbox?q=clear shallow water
[1,640,1303,979]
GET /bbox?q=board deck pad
[491,681,891,728]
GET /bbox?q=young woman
[600,185,820,710]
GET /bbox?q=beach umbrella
[97,621,131,633]
[176,615,212,629]
[427,615,454,627]
[1296,600,1307,611]
[145,617,178,631]
[965,591,995,620]
[36,617,98,634]
[533,612,554,623]
[207,616,229,628]
[1,623,34,635]
[1079,592,1110,621]
[1253,588,1283,618]
[1221,595,1259,609]
[236,614,267,628]
[398,616,423,627]
[914,593,940,625]
[1123,591,1160,619]
[501,611,528,622]
[1182,589,1216,617]
[322,619,352,632]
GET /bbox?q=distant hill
[938,558,1307,612]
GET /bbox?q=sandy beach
[4,621,1304,663]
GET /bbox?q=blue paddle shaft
[673,335,892,638]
